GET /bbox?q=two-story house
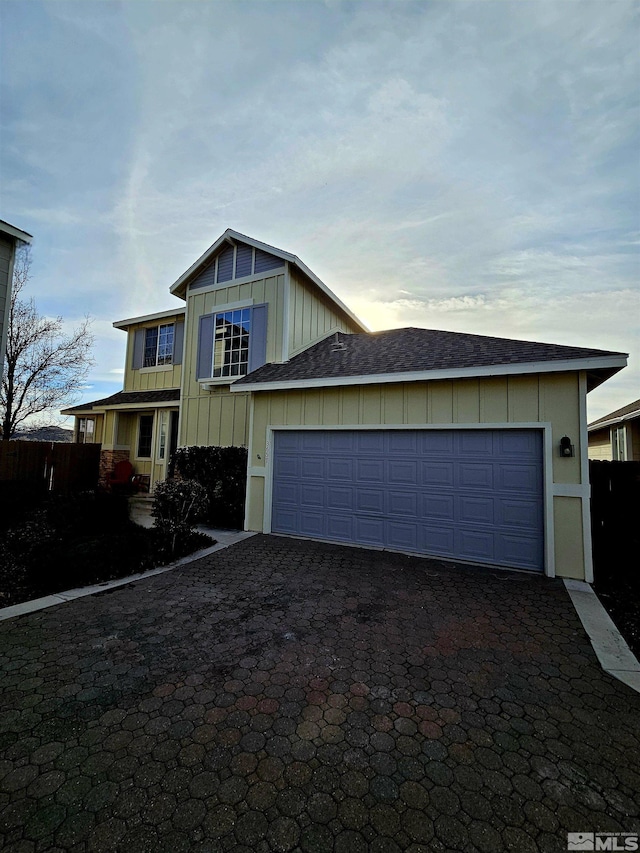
[64,229,628,582]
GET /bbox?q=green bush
[173,445,247,528]
[152,478,208,554]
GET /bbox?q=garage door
[271,429,544,571]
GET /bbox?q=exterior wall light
[560,436,574,458]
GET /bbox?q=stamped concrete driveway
[1,535,639,853]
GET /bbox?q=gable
[189,240,284,292]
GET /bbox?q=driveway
[1,535,639,852]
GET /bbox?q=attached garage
[271,428,544,571]
[234,327,628,581]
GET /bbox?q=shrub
[152,478,208,554]
[173,445,247,528]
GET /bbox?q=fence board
[0,440,100,493]
[590,460,640,581]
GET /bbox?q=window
[157,411,168,460]
[612,425,627,461]
[77,417,95,444]
[143,323,174,367]
[212,308,251,378]
[137,414,154,458]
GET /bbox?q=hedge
[173,445,248,529]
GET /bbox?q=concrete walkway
[1,535,639,852]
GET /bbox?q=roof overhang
[113,306,185,330]
[0,220,33,244]
[588,407,640,432]
[169,228,368,333]
[232,354,628,394]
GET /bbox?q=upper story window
[144,323,174,367]
[213,309,251,378]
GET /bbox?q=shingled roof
[234,328,626,391]
[588,398,640,430]
[62,388,180,414]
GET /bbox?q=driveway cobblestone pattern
[1,535,639,853]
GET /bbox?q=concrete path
[1,535,639,852]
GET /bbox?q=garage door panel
[356,489,384,514]
[327,457,353,480]
[301,457,325,479]
[386,521,418,550]
[388,460,418,485]
[457,495,494,525]
[456,528,495,562]
[421,525,456,556]
[356,459,385,482]
[355,516,385,545]
[357,431,384,454]
[421,493,455,521]
[388,490,418,518]
[421,461,454,486]
[327,486,354,511]
[272,429,543,572]
[457,463,494,490]
[327,515,353,540]
[300,484,324,508]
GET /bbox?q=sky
[1,0,638,424]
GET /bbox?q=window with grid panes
[143,323,174,367]
[212,308,251,378]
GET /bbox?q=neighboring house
[63,228,628,582]
[0,219,32,385]
[588,399,640,461]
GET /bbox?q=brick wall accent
[99,449,130,488]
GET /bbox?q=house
[0,219,32,385]
[588,399,640,461]
[63,228,628,581]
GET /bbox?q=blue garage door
[271,429,544,572]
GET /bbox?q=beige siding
[553,497,585,579]
[630,421,640,461]
[122,314,184,392]
[246,372,589,580]
[588,428,612,461]
[289,268,362,356]
[179,275,285,448]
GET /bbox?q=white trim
[139,364,173,375]
[113,307,185,329]
[0,242,17,385]
[579,371,594,583]
[170,228,367,332]
[243,395,256,531]
[588,408,640,431]
[552,483,588,498]
[198,297,254,313]
[234,355,627,393]
[0,220,32,243]
[188,268,286,297]
[98,399,179,412]
[282,263,291,361]
[262,422,555,578]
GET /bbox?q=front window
[137,414,154,458]
[77,417,95,444]
[144,323,174,367]
[213,308,251,378]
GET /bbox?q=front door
[167,411,180,478]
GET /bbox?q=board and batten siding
[123,317,184,392]
[179,274,285,447]
[288,268,362,356]
[245,372,589,579]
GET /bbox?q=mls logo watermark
[568,833,639,851]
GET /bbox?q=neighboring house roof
[169,228,367,333]
[234,328,627,392]
[62,388,180,414]
[588,398,640,432]
[113,306,185,330]
[0,220,33,244]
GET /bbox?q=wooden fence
[0,440,101,494]
[590,460,640,581]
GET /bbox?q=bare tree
[1,247,94,440]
